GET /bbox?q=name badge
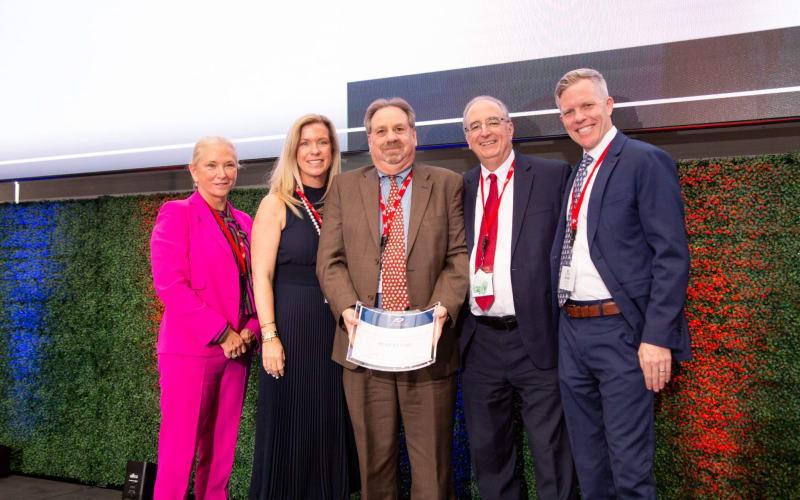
[472,269,494,297]
[558,266,575,293]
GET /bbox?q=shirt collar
[377,164,413,181]
[585,126,617,159]
[480,150,515,180]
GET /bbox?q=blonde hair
[188,136,239,189]
[554,68,609,107]
[190,136,238,165]
[268,114,341,217]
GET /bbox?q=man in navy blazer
[459,95,576,499]
[551,69,691,498]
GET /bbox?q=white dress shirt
[567,126,617,300]
[469,151,516,316]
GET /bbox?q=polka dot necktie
[381,175,410,311]
[475,173,498,311]
[558,153,593,307]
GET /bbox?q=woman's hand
[220,328,247,359]
[239,327,256,346]
[251,195,285,378]
[262,338,286,379]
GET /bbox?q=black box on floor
[0,445,9,478]
[122,460,156,500]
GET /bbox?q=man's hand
[638,342,671,392]
[342,307,359,345]
[220,328,247,359]
[432,305,448,346]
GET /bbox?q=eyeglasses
[464,116,509,134]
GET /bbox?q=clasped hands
[342,304,448,347]
[220,327,255,359]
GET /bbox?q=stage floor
[0,474,120,499]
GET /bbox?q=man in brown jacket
[317,97,468,499]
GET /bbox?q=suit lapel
[510,153,533,257]
[190,191,230,256]
[359,167,382,250]
[586,132,626,245]
[463,166,480,252]
[564,159,580,196]
[407,164,432,254]
[231,206,249,234]
[552,159,578,263]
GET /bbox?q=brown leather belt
[564,300,621,319]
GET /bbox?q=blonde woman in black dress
[249,114,357,499]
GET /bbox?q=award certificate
[346,301,438,372]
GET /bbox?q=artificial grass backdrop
[1,153,797,498]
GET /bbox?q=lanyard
[379,171,413,240]
[569,142,612,233]
[207,201,247,275]
[295,187,323,227]
[478,159,515,251]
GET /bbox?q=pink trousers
[154,353,249,500]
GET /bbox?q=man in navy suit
[459,95,577,500]
[551,68,691,498]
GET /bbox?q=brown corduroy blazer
[316,163,469,380]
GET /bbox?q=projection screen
[1,0,798,181]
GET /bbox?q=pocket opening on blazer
[603,193,634,206]
[189,279,206,291]
[621,277,650,299]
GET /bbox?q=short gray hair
[363,97,416,134]
[190,136,238,165]
[554,68,609,107]
[462,95,510,128]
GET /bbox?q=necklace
[295,186,321,235]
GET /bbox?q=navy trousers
[558,308,656,500]
[462,317,576,500]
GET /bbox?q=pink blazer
[151,191,260,357]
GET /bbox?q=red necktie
[381,176,410,311]
[475,173,498,311]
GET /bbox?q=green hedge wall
[0,153,798,499]
[656,154,800,498]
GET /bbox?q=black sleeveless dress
[249,185,356,499]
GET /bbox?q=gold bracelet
[260,321,276,329]
[262,331,279,342]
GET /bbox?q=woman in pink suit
[150,136,260,499]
